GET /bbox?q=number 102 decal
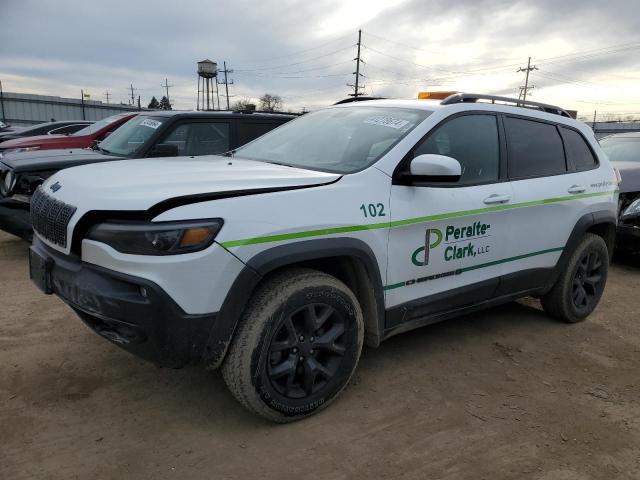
[359,203,386,218]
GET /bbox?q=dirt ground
[1,230,640,480]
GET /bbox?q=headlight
[0,170,15,196]
[86,219,224,255]
[622,198,640,219]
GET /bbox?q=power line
[234,45,354,72]
[238,32,353,66]
[234,59,353,76]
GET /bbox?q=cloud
[1,0,639,115]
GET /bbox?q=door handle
[483,194,511,205]
[568,185,586,194]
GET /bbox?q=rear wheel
[542,233,608,323]
[222,268,364,422]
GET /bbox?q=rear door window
[561,127,597,171]
[505,117,566,178]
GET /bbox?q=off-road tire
[221,267,364,422]
[542,233,608,323]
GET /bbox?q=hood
[0,133,91,151]
[612,161,640,193]
[1,148,115,172]
[43,156,341,214]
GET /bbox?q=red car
[0,112,137,154]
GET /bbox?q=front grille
[30,187,76,248]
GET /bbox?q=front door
[386,113,512,326]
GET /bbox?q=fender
[546,209,617,291]
[202,237,386,369]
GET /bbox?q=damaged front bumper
[29,236,218,368]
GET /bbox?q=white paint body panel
[39,156,339,255]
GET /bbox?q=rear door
[498,115,600,294]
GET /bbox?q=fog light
[139,286,148,298]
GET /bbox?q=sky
[1,0,640,120]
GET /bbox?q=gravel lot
[1,230,639,479]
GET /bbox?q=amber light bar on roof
[417,91,458,100]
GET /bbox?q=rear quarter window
[561,127,598,171]
[505,117,566,179]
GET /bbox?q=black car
[0,120,94,143]
[600,132,640,253]
[0,110,295,239]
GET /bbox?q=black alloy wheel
[572,250,604,309]
[267,303,346,399]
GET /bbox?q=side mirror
[407,154,461,182]
[149,143,179,158]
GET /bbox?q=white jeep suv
[29,94,619,421]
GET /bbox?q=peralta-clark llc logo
[49,181,61,193]
[411,221,493,267]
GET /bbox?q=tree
[159,96,172,110]
[231,97,256,111]
[259,93,283,112]
[148,96,160,109]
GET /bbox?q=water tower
[197,59,219,110]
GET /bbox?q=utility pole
[161,78,173,106]
[104,90,111,104]
[347,29,365,98]
[592,110,597,130]
[80,89,86,120]
[137,95,141,110]
[0,80,6,123]
[218,61,234,110]
[215,80,220,111]
[517,57,537,103]
[129,84,136,105]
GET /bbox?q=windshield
[600,136,640,163]
[98,115,166,157]
[72,114,127,136]
[234,106,431,173]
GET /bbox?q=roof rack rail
[441,93,571,118]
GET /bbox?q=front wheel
[542,233,608,323]
[222,268,364,422]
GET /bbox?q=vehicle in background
[0,113,136,154]
[0,120,94,143]
[0,120,20,134]
[600,132,640,253]
[0,110,295,239]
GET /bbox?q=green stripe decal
[384,247,565,290]
[383,282,406,291]
[220,189,617,249]
[459,247,564,272]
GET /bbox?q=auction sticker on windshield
[364,116,411,131]
[140,118,162,129]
